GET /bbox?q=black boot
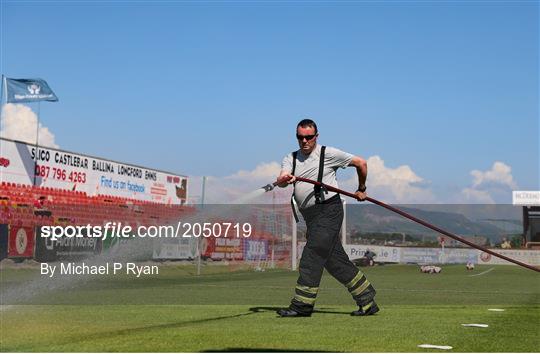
[276,308,312,317]
[351,301,379,316]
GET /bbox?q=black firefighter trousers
[289,194,376,314]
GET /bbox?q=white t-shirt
[281,144,353,209]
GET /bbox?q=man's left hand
[355,191,367,202]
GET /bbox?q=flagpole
[0,75,4,131]
[33,101,41,186]
[0,76,4,177]
[0,75,4,106]
[0,75,5,129]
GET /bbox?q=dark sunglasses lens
[297,134,315,140]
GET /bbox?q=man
[275,119,379,317]
[364,249,376,267]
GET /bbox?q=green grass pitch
[0,264,538,352]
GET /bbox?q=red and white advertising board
[0,137,188,204]
[201,238,244,260]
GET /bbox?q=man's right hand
[276,174,296,187]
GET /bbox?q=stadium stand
[0,181,193,228]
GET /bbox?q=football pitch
[0,264,538,352]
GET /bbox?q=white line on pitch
[468,267,495,277]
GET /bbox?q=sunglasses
[296,134,317,141]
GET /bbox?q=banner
[339,244,539,266]
[478,249,540,265]
[34,227,102,262]
[440,248,478,264]
[344,245,401,263]
[202,238,243,260]
[400,247,444,264]
[244,239,268,260]
[152,238,197,260]
[0,137,188,204]
[4,77,58,103]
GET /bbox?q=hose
[290,176,539,273]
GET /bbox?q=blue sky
[0,1,538,203]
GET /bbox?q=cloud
[339,155,436,204]
[1,103,58,148]
[470,161,517,190]
[189,156,434,204]
[459,162,517,203]
[228,161,281,180]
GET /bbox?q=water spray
[264,175,539,273]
